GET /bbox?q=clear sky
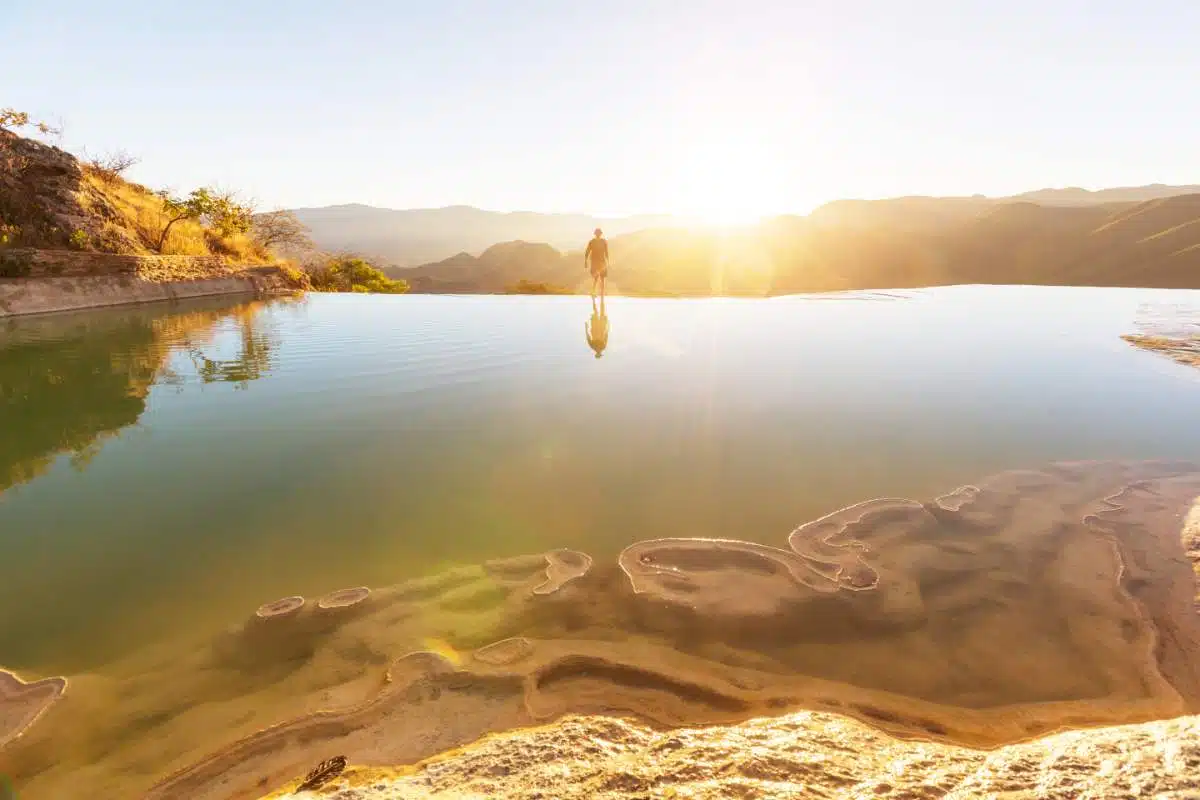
[5,0,1198,222]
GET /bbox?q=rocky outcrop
[262,492,1200,799]
[0,129,137,252]
[264,710,1200,799]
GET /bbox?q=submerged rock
[255,595,306,620]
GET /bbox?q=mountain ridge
[388,193,1200,295]
[289,205,682,267]
[292,184,1200,268]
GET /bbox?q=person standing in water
[584,227,609,299]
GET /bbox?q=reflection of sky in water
[0,287,1198,674]
[1131,298,1200,337]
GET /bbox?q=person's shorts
[589,263,608,278]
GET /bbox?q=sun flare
[661,128,796,227]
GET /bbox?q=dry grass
[78,167,270,262]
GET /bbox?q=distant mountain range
[389,192,1200,295]
[288,204,682,267]
[288,184,1200,294]
[289,185,1200,269]
[1012,184,1200,206]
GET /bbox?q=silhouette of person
[584,227,609,300]
[586,294,609,358]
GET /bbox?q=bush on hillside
[83,149,139,184]
[309,256,409,294]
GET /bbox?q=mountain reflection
[0,299,278,494]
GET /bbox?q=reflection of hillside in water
[6,460,1199,800]
[0,300,278,495]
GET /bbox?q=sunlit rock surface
[263,710,1200,799]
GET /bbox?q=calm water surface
[2,287,1199,674]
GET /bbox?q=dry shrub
[83,150,139,184]
[204,229,268,262]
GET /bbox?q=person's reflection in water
[585,294,610,359]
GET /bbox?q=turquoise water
[1,287,1198,675]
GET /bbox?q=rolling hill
[393,194,1200,295]
[290,184,1200,276]
[288,204,682,267]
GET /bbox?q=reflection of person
[584,228,608,300]
[586,295,609,358]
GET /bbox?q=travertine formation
[4,460,1199,800]
[1121,300,1200,368]
[262,710,1200,799]
[255,595,306,620]
[0,670,66,750]
[317,587,371,611]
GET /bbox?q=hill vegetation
[308,255,409,294]
[392,194,1200,295]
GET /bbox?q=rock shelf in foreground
[264,709,1200,799]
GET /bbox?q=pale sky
[5,0,1198,222]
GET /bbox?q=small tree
[155,187,252,252]
[0,108,60,136]
[208,190,253,238]
[0,109,62,176]
[251,209,314,253]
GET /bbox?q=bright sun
[666,133,785,226]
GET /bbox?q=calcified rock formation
[0,670,67,751]
[4,460,1200,800]
[485,548,593,595]
[472,637,534,666]
[255,595,306,620]
[317,587,371,611]
[261,711,1200,799]
[1185,498,1200,613]
[1121,301,1200,368]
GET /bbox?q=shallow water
[1,287,1199,798]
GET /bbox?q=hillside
[0,129,269,262]
[289,204,681,267]
[397,195,1200,295]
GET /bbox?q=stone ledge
[0,267,300,318]
[0,248,251,281]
